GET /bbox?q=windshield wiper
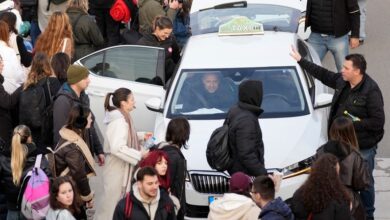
[199,1,247,12]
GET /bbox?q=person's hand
[350,37,360,49]
[289,45,302,62]
[268,172,283,192]
[86,199,94,209]
[97,154,105,166]
[169,0,179,9]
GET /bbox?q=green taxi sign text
[218,16,264,36]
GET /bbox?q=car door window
[80,46,165,85]
[297,39,315,104]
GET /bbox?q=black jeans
[90,8,121,47]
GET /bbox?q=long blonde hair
[34,12,74,58]
[23,52,52,90]
[11,125,31,186]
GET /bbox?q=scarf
[119,109,140,151]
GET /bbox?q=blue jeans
[358,0,367,40]
[30,21,41,47]
[307,32,349,72]
[360,145,377,219]
[6,211,25,220]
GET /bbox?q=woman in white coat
[95,88,142,220]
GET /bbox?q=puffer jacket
[0,143,51,211]
[138,0,177,34]
[54,127,96,202]
[227,80,267,177]
[298,59,385,150]
[66,7,104,61]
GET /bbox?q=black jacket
[53,83,103,155]
[298,59,385,150]
[291,188,352,220]
[305,0,360,38]
[88,0,115,9]
[0,75,20,155]
[0,143,51,211]
[260,197,294,220]
[113,188,177,220]
[227,80,267,177]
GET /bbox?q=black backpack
[19,84,47,128]
[206,118,233,171]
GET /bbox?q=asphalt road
[322,0,390,157]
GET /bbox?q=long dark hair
[166,117,190,149]
[0,12,18,34]
[300,153,350,213]
[329,116,359,150]
[65,104,91,135]
[50,176,82,214]
[51,52,70,84]
[104,88,132,111]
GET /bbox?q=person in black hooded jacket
[227,80,267,177]
[136,16,180,83]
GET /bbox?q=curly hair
[34,12,73,58]
[300,153,350,213]
[139,150,171,190]
[23,52,52,90]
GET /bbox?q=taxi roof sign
[218,16,264,36]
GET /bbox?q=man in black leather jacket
[290,48,384,220]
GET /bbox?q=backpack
[46,141,70,178]
[124,192,133,220]
[19,83,47,129]
[206,118,233,171]
[40,80,56,147]
[19,154,50,220]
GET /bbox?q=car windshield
[168,67,309,119]
[191,4,301,35]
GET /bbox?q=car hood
[182,114,324,171]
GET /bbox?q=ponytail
[104,88,132,112]
[104,92,116,111]
[11,125,31,186]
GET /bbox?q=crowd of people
[0,0,385,219]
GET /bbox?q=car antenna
[199,1,247,12]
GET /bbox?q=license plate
[208,196,222,204]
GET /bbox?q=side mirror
[145,97,163,113]
[314,93,333,109]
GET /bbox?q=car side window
[80,46,165,85]
[297,39,315,104]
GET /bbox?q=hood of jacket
[208,193,261,219]
[103,109,125,124]
[238,80,263,115]
[320,140,352,161]
[132,183,161,219]
[57,83,89,105]
[260,197,293,219]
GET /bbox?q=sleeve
[347,0,361,38]
[64,146,93,201]
[234,117,267,176]
[298,59,340,89]
[106,119,142,165]
[351,153,370,190]
[353,88,385,134]
[16,36,32,67]
[112,198,126,220]
[89,124,104,155]
[53,95,71,143]
[0,83,20,109]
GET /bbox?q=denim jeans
[358,0,367,40]
[307,32,349,72]
[360,145,377,219]
[6,211,25,220]
[30,21,41,47]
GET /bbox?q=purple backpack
[19,154,50,220]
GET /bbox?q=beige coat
[95,110,141,220]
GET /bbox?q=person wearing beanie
[208,172,260,220]
[226,80,267,177]
[52,64,105,166]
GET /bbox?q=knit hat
[229,172,252,193]
[67,65,89,85]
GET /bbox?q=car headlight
[282,155,315,179]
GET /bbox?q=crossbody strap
[34,154,43,169]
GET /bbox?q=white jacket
[0,40,25,93]
[208,193,261,220]
[0,0,23,33]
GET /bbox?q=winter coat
[54,127,96,202]
[173,11,190,48]
[137,31,180,82]
[0,40,25,94]
[66,7,104,61]
[138,0,177,34]
[18,77,61,154]
[0,143,51,211]
[259,197,294,220]
[227,80,267,177]
[158,143,186,218]
[95,110,142,220]
[316,140,369,220]
[291,188,352,220]
[37,0,68,31]
[53,83,103,155]
[298,59,385,150]
[208,193,261,220]
[46,208,76,220]
[113,184,177,220]
[0,75,20,154]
